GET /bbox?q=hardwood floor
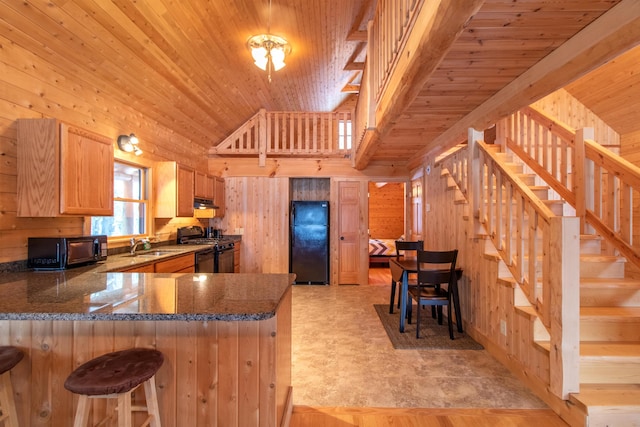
[289,267,570,427]
[290,406,570,426]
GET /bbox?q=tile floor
[291,283,548,409]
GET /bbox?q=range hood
[194,197,219,210]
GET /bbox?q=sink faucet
[130,237,149,255]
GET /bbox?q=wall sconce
[117,133,143,156]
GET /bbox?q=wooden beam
[354,0,485,170]
[408,0,640,170]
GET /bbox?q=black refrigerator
[290,201,329,284]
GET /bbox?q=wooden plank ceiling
[1,0,373,150]
[364,0,640,166]
[2,0,639,166]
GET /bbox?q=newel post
[574,127,595,234]
[548,216,581,398]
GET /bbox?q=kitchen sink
[125,250,183,258]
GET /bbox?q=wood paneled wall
[213,158,408,281]
[0,287,292,426]
[222,177,291,274]
[368,182,404,239]
[0,41,209,264]
[531,89,621,153]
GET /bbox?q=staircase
[487,146,640,426]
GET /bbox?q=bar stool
[64,348,163,427]
[0,346,24,427]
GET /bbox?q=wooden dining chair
[389,240,423,314]
[407,249,458,339]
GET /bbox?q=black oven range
[177,226,234,273]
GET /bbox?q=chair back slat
[395,240,423,260]
[416,249,458,287]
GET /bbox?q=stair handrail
[503,105,640,270]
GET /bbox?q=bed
[368,238,400,267]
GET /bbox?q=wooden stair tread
[534,341,640,357]
[580,254,627,263]
[580,277,640,288]
[579,342,640,357]
[580,306,640,319]
[571,384,640,409]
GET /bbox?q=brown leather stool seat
[65,348,163,427]
[0,346,24,427]
[0,346,23,376]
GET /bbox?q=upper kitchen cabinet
[17,119,114,217]
[155,162,194,218]
[214,177,225,217]
[194,172,215,200]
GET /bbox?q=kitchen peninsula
[0,270,293,426]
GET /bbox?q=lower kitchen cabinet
[119,264,155,273]
[155,254,195,273]
[117,253,195,273]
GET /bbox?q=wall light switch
[500,320,507,336]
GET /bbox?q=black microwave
[27,235,108,270]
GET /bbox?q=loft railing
[212,109,351,166]
[437,133,580,400]
[354,0,423,153]
[370,0,421,104]
[502,106,640,270]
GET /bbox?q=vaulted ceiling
[2,0,639,168]
[1,0,373,150]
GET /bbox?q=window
[338,119,352,150]
[91,161,149,238]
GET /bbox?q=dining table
[389,258,464,333]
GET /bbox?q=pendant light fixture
[247,0,291,82]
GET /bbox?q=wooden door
[337,181,362,284]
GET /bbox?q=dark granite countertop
[0,270,294,322]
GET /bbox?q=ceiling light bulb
[129,134,139,145]
[251,47,268,70]
[271,47,286,71]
